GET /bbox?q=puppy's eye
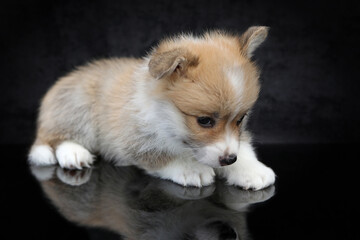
[197,117,215,128]
[236,115,246,126]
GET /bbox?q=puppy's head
[148,26,268,168]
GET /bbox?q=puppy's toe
[180,165,215,187]
[55,141,94,169]
[148,159,215,188]
[200,168,216,186]
[184,173,202,187]
[225,163,276,191]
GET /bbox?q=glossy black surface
[3,145,358,240]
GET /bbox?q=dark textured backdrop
[1,0,359,145]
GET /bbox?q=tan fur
[30,27,268,170]
[239,26,269,57]
[36,58,140,149]
[156,32,261,145]
[149,48,199,79]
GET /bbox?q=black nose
[219,154,237,166]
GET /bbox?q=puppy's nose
[219,154,237,166]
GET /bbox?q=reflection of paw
[218,183,275,211]
[157,180,215,200]
[56,167,93,186]
[224,161,275,190]
[30,165,56,181]
[148,159,215,187]
[55,141,94,169]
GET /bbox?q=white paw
[55,141,94,169]
[148,159,215,187]
[28,145,57,166]
[221,161,276,190]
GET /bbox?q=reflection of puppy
[31,163,275,240]
[28,26,275,189]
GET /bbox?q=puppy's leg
[216,141,275,190]
[147,157,215,187]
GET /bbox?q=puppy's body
[29,27,276,189]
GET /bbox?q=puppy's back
[35,57,141,151]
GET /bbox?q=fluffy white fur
[216,141,276,190]
[147,156,216,187]
[226,66,244,97]
[55,141,94,170]
[28,145,57,166]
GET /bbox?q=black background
[1,0,360,145]
[2,2,360,239]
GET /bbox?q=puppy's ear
[148,48,198,79]
[239,26,269,58]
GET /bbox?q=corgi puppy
[28,26,276,190]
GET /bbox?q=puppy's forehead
[224,66,245,116]
[166,42,260,117]
[225,66,244,93]
[185,58,258,117]
[225,63,260,115]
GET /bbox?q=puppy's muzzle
[219,154,237,166]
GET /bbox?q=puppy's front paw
[55,141,94,169]
[171,166,215,187]
[149,159,215,187]
[222,161,275,190]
